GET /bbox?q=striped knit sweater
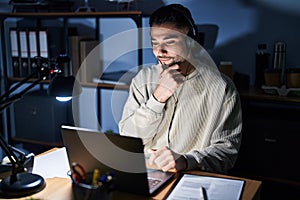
[119,62,242,173]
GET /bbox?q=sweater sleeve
[118,77,166,145]
[184,85,242,173]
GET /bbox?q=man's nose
[156,44,167,54]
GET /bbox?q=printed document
[167,174,244,200]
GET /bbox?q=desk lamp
[0,55,82,198]
[48,54,82,101]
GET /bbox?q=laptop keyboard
[148,177,162,189]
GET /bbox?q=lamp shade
[47,75,82,98]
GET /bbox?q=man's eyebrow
[164,34,179,40]
[151,34,180,41]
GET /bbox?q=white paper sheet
[32,147,70,179]
[167,174,244,200]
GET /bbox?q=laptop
[61,125,175,196]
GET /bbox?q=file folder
[46,27,64,61]
[28,30,38,74]
[38,29,49,79]
[38,30,48,58]
[9,28,20,77]
[19,29,30,77]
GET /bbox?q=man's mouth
[158,57,173,64]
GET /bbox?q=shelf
[0,11,142,18]
[82,81,129,90]
[8,76,51,83]
[0,11,143,80]
[11,136,64,155]
[11,136,63,147]
[0,11,141,151]
[8,77,130,90]
[239,87,300,104]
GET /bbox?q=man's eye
[152,42,159,47]
[166,40,175,45]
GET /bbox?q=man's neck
[180,61,195,77]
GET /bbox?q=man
[119,4,242,173]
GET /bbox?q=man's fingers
[147,148,158,165]
[162,161,176,172]
[150,147,177,172]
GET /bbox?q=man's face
[150,23,189,66]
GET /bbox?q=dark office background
[0,0,300,199]
[2,0,299,84]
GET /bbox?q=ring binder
[9,28,20,77]
[19,29,29,77]
[28,29,38,75]
[38,30,48,58]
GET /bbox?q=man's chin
[160,60,178,66]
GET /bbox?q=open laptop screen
[61,125,174,195]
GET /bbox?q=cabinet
[0,11,142,152]
[230,87,300,198]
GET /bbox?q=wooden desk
[6,171,261,200]
[0,148,261,200]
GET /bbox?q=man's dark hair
[149,4,198,38]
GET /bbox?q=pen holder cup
[72,172,114,200]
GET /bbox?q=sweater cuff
[184,153,207,171]
[183,154,196,170]
[183,154,199,171]
[146,94,165,113]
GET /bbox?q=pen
[92,169,100,186]
[200,186,206,200]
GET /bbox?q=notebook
[61,125,174,196]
